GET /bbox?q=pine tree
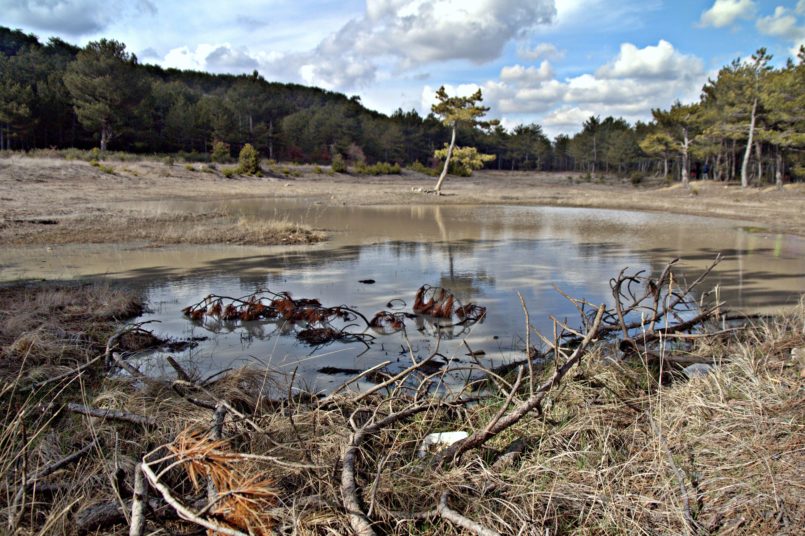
[63,39,146,150]
[431,86,497,193]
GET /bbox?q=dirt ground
[2,155,805,246]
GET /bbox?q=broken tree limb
[437,490,501,536]
[67,403,156,427]
[340,402,439,536]
[128,464,147,536]
[433,304,605,467]
[139,461,252,536]
[8,440,97,531]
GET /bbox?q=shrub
[90,147,102,161]
[238,144,261,175]
[331,153,347,173]
[222,167,238,178]
[90,160,115,174]
[345,143,366,165]
[162,155,174,167]
[408,160,439,177]
[313,165,323,174]
[211,140,230,163]
[355,162,402,176]
[184,164,195,172]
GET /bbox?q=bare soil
[2,156,804,247]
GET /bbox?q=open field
[2,156,805,247]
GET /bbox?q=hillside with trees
[1,26,803,185]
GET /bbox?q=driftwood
[67,403,156,427]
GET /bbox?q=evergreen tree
[430,86,497,193]
[63,39,146,150]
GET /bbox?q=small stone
[683,363,714,379]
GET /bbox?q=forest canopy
[1,26,803,185]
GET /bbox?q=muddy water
[1,202,803,392]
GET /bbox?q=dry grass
[0,282,802,535]
[0,212,325,247]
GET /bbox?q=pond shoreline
[2,156,805,248]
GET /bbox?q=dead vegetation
[0,211,324,247]
[0,262,803,535]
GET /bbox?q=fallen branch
[433,304,605,467]
[67,403,156,427]
[436,490,501,536]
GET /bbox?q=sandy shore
[2,156,804,246]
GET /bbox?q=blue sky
[3,0,804,136]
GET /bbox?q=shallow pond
[2,202,803,392]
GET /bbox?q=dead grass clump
[0,284,143,375]
[1,212,326,247]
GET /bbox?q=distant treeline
[1,26,803,184]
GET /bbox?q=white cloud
[518,42,564,61]
[420,83,483,113]
[2,0,156,35]
[162,43,278,74]
[457,40,706,135]
[597,40,704,80]
[542,106,596,128]
[500,61,554,84]
[798,0,805,16]
[351,0,557,67]
[756,6,805,54]
[185,0,558,91]
[699,0,756,28]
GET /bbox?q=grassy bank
[1,279,802,535]
[0,211,325,247]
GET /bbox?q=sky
[3,0,805,137]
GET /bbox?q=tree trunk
[755,140,762,183]
[663,155,668,179]
[100,124,111,151]
[681,127,689,187]
[740,97,757,188]
[775,149,783,189]
[433,124,456,193]
[268,120,274,160]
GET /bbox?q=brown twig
[433,304,605,467]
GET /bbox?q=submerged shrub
[238,144,261,175]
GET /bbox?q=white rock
[683,363,714,379]
[417,431,468,458]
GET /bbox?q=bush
[211,140,230,163]
[313,165,323,174]
[238,144,261,175]
[222,167,238,178]
[162,155,174,167]
[184,164,196,172]
[331,153,347,173]
[355,162,402,176]
[90,160,115,174]
[408,160,439,177]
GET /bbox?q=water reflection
[1,203,802,391]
